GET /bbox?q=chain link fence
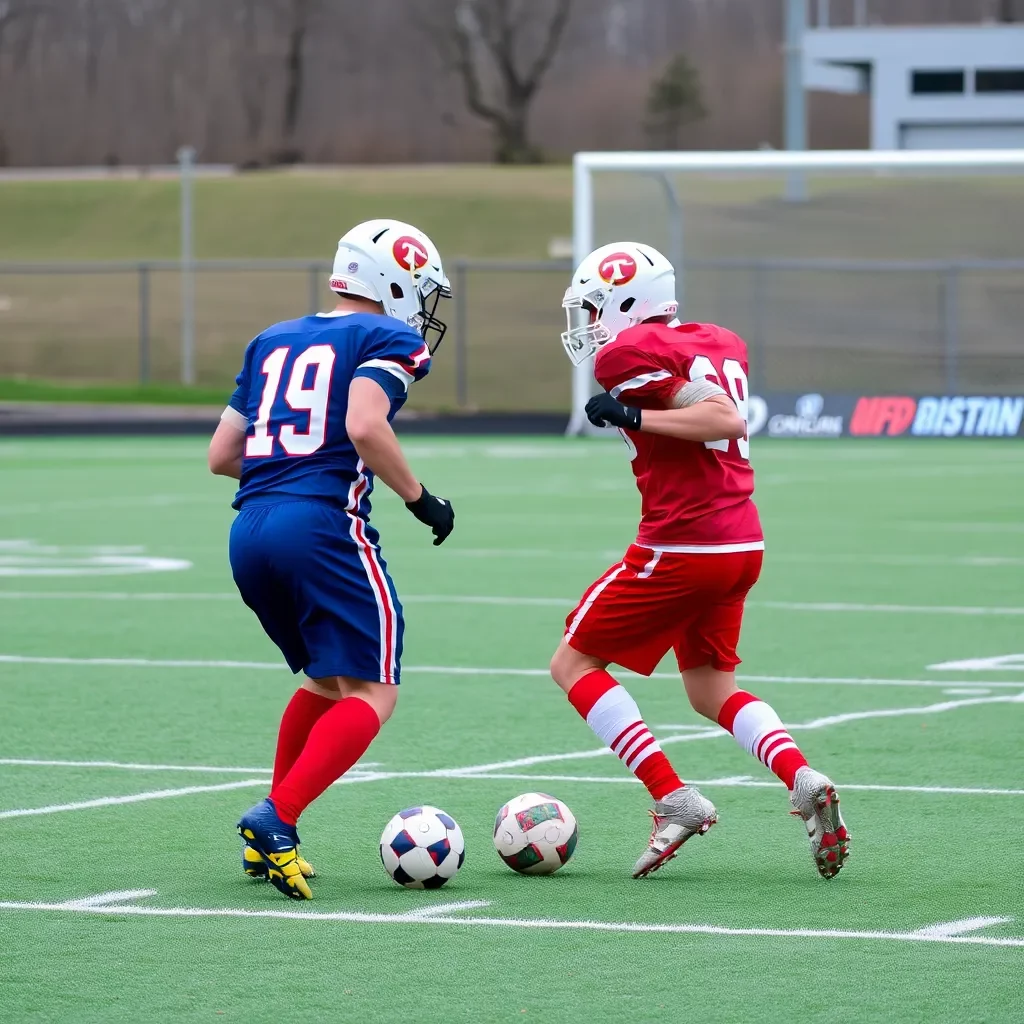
[1,257,1022,409]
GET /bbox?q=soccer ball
[493,793,578,875]
[379,806,465,889]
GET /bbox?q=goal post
[568,148,1024,436]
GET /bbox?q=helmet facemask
[409,278,452,353]
[560,286,648,366]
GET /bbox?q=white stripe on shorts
[565,562,627,639]
[646,541,765,554]
[346,461,399,684]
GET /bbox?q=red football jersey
[593,321,763,549]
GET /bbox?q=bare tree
[417,0,573,163]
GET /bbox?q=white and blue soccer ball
[493,793,578,875]
[380,806,465,889]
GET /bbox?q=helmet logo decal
[598,252,638,285]
[392,236,429,272]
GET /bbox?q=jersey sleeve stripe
[220,406,248,431]
[357,358,415,390]
[609,370,672,399]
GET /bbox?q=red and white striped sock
[717,691,808,789]
[567,670,682,800]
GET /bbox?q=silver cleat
[632,786,717,878]
[789,766,850,880]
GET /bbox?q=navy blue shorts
[229,500,403,684]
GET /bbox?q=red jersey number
[689,355,750,460]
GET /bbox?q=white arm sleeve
[220,406,248,431]
[672,378,729,409]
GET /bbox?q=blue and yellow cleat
[237,798,314,900]
[242,840,316,881]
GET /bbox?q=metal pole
[942,266,960,395]
[656,173,684,313]
[853,0,867,26]
[783,0,808,202]
[750,263,768,393]
[138,263,151,384]
[178,145,196,385]
[454,261,469,410]
[568,154,596,436]
[308,264,321,313]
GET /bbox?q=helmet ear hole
[619,297,635,313]
[391,283,405,300]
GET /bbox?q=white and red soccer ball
[380,806,465,889]
[493,793,578,875]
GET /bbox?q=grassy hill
[0,167,573,262]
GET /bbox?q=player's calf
[553,644,712,876]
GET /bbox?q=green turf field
[1,436,1023,1023]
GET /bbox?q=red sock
[718,690,808,789]
[270,696,381,825]
[272,687,338,788]
[568,669,683,800]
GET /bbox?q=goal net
[568,149,1024,437]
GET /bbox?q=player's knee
[550,640,602,694]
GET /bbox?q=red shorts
[565,544,763,676]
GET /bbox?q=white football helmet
[331,219,452,351]
[561,241,678,365]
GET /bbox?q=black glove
[405,485,455,546]
[585,392,642,431]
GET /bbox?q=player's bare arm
[347,376,455,546]
[208,411,246,479]
[585,389,745,442]
[640,394,746,441]
[346,376,422,501]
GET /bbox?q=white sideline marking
[929,655,1024,672]
[915,917,1013,938]
[437,692,1024,776]
[1,894,1021,948]
[3,653,1024,691]
[62,890,159,908]
[0,779,267,819]
[943,688,992,696]
[0,758,379,774]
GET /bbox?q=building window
[911,70,965,94]
[975,68,1024,93]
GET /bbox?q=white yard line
[0,779,267,820]
[455,773,1024,797]
[0,758,378,774]
[62,890,159,908]
[403,901,492,919]
[436,692,1024,776]
[3,653,1024,691]
[0,894,1019,948]
[8,592,1024,615]
[915,917,1014,938]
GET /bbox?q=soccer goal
[568,148,1024,436]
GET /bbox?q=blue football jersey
[229,311,430,514]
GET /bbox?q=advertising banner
[748,394,1024,439]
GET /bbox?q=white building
[803,22,1024,149]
